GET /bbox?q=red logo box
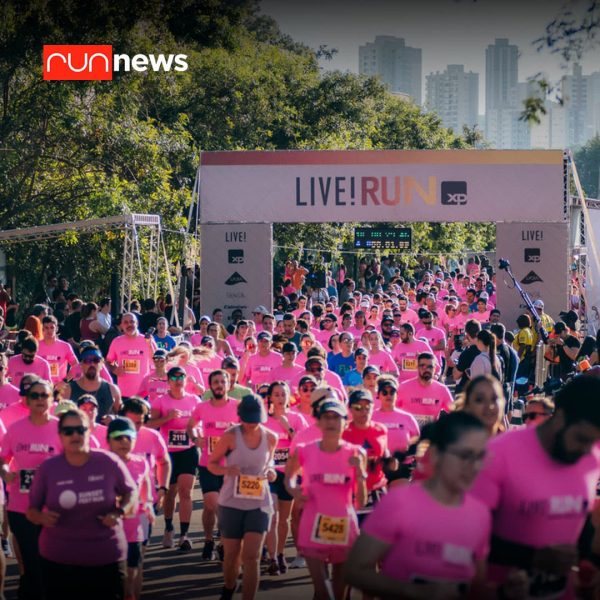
[43,45,113,80]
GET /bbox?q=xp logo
[225,272,247,286]
[228,249,244,264]
[44,45,113,80]
[43,45,188,81]
[441,181,467,205]
[524,248,541,263]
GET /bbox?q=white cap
[479,292,489,300]
[533,299,544,308]
[253,305,268,315]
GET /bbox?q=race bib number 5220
[233,475,265,499]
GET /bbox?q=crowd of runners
[0,254,598,599]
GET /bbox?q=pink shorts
[299,545,350,564]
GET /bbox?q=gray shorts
[218,505,271,539]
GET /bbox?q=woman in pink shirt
[226,321,251,359]
[460,375,506,437]
[265,381,308,576]
[345,412,491,598]
[367,331,399,377]
[285,399,367,600]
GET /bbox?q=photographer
[453,319,482,393]
[549,321,581,380]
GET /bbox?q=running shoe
[267,559,280,576]
[277,553,288,574]
[179,536,193,552]
[202,539,215,561]
[162,530,174,548]
[216,542,225,562]
[219,586,235,600]
[289,555,306,569]
[1,538,12,558]
[260,544,269,564]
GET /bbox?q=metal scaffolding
[0,214,163,309]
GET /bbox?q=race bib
[168,430,189,448]
[208,436,221,454]
[50,363,60,378]
[19,469,36,494]
[123,359,140,374]
[528,570,568,599]
[310,514,349,546]
[402,358,417,371]
[274,447,290,466]
[233,475,265,499]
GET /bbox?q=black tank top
[69,380,114,422]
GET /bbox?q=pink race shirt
[195,355,223,380]
[270,364,305,386]
[0,383,20,411]
[8,355,52,388]
[183,363,205,395]
[470,427,600,595]
[156,393,200,452]
[372,408,420,453]
[0,402,29,430]
[368,350,399,376]
[290,424,321,453]
[106,334,155,397]
[121,454,150,543]
[392,340,432,382]
[37,339,78,383]
[137,372,170,407]
[191,400,239,466]
[134,426,169,501]
[414,326,446,363]
[297,440,361,556]
[397,378,454,428]
[0,416,61,513]
[90,423,109,450]
[266,412,309,471]
[363,484,490,583]
[243,351,282,389]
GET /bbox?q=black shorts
[268,470,293,502]
[127,542,142,568]
[198,465,224,494]
[169,447,199,485]
[218,505,271,539]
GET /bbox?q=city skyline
[260,0,600,114]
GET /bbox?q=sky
[260,0,600,113]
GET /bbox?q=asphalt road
[3,484,316,600]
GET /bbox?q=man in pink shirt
[242,331,282,390]
[251,305,269,332]
[270,342,305,385]
[290,356,347,402]
[106,312,156,397]
[395,296,419,327]
[37,315,78,384]
[7,336,51,388]
[471,375,600,598]
[414,309,447,371]
[397,352,453,428]
[392,323,432,382]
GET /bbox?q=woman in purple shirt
[27,408,136,600]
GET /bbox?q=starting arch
[195,149,570,326]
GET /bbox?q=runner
[471,375,600,598]
[7,335,51,388]
[226,320,251,359]
[0,353,19,411]
[137,348,170,407]
[77,394,109,449]
[0,374,39,431]
[0,378,60,599]
[37,315,78,384]
[264,381,308,575]
[367,330,399,377]
[290,375,317,424]
[459,374,506,436]
[397,352,454,428]
[270,342,304,385]
[63,346,121,421]
[26,408,136,600]
[147,366,200,552]
[327,332,356,380]
[208,394,277,600]
[392,324,432,382]
[186,369,239,560]
[106,312,156,398]
[242,331,281,390]
[106,417,154,600]
[285,398,367,600]
[153,317,176,352]
[168,345,205,396]
[344,412,491,598]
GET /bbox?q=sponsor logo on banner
[225,272,247,286]
[43,45,188,80]
[521,271,544,284]
[228,249,244,264]
[524,248,541,263]
[441,181,467,205]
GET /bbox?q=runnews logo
[43,45,188,81]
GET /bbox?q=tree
[574,135,600,199]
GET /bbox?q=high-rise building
[562,64,589,148]
[426,65,479,132]
[359,36,422,103]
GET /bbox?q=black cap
[221,356,240,369]
[167,366,186,378]
[282,342,298,353]
[348,389,373,405]
[237,394,267,424]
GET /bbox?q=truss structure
[0,214,163,309]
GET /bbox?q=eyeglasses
[60,425,88,436]
[169,374,186,381]
[28,392,51,400]
[523,412,549,421]
[351,405,371,412]
[83,358,101,365]
[445,448,486,464]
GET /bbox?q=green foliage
[1,0,494,306]
[574,135,600,199]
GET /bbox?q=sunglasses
[28,392,51,400]
[83,358,101,365]
[351,405,371,412]
[169,374,186,381]
[380,390,397,396]
[523,412,549,421]
[111,435,133,442]
[60,425,88,436]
